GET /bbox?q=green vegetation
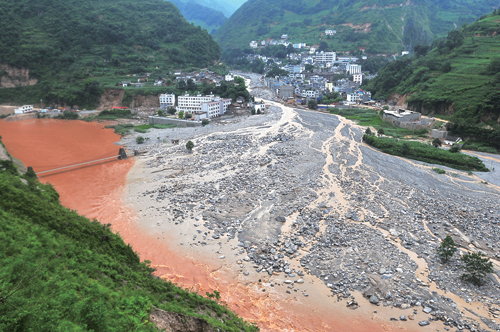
[134,124,177,133]
[329,108,429,138]
[215,0,496,54]
[186,140,195,152]
[0,0,220,108]
[461,252,494,286]
[0,147,257,331]
[136,136,145,144]
[432,138,442,148]
[367,12,500,128]
[433,168,446,174]
[98,109,132,120]
[56,111,79,120]
[437,236,457,263]
[170,0,227,33]
[104,123,134,136]
[202,119,210,126]
[307,100,317,110]
[362,134,489,172]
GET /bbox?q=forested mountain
[215,0,499,53]
[0,0,220,107]
[191,0,247,17]
[0,146,257,331]
[366,11,500,126]
[169,0,228,33]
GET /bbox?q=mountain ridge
[215,0,499,53]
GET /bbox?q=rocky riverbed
[120,73,500,332]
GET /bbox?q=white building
[347,93,361,103]
[225,74,234,82]
[14,105,33,114]
[302,90,319,98]
[177,93,230,118]
[309,47,316,54]
[353,73,363,84]
[325,29,337,36]
[293,43,306,49]
[346,64,362,74]
[200,99,232,119]
[249,41,258,49]
[281,34,288,40]
[315,51,336,63]
[159,94,175,110]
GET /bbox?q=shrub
[178,111,184,119]
[433,168,446,174]
[437,236,456,263]
[257,109,262,114]
[461,252,494,286]
[202,119,209,126]
[157,110,164,117]
[377,128,385,136]
[251,109,256,115]
[449,146,461,153]
[365,128,372,135]
[186,140,194,151]
[167,107,176,115]
[184,113,192,119]
[136,136,145,144]
[432,138,442,148]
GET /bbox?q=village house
[159,94,175,109]
[14,105,33,114]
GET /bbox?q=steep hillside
[0,0,220,108]
[0,143,257,331]
[367,11,500,126]
[215,0,499,53]
[170,0,228,33]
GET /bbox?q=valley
[117,73,500,331]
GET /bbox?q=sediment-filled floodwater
[0,118,418,332]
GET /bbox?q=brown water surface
[0,119,418,332]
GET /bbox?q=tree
[377,128,385,136]
[437,236,457,263]
[305,64,314,72]
[461,252,494,286]
[449,146,461,153]
[318,41,328,52]
[202,119,209,126]
[365,128,372,135]
[186,140,194,152]
[308,99,317,110]
[414,44,430,57]
[178,111,184,119]
[136,136,145,144]
[184,113,192,119]
[432,138,442,148]
[401,142,411,155]
[157,110,164,117]
[167,107,176,115]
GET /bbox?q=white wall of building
[14,105,33,114]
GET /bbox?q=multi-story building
[325,29,337,36]
[177,93,230,118]
[200,98,232,119]
[346,64,362,74]
[315,51,336,63]
[177,94,215,113]
[353,73,363,84]
[278,85,295,99]
[159,94,175,110]
[249,41,258,49]
[14,105,33,114]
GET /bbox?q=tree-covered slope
[367,11,500,126]
[0,0,220,108]
[170,0,228,34]
[0,147,257,331]
[215,0,498,53]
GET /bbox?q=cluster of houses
[262,49,376,105]
[249,31,336,50]
[117,70,236,89]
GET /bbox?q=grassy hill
[0,0,220,109]
[0,142,257,331]
[170,0,228,33]
[366,11,500,127]
[214,0,498,53]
